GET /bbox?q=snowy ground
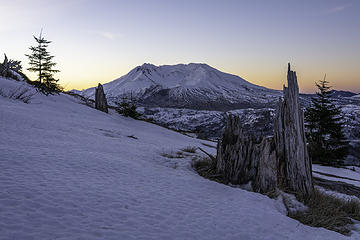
[0,77,359,239]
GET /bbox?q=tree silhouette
[26,31,61,94]
[305,77,349,166]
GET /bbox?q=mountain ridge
[79,63,281,110]
[77,63,359,111]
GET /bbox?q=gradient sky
[0,0,359,93]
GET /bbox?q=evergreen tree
[25,31,61,94]
[304,77,349,166]
[114,93,141,119]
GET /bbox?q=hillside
[1,77,359,239]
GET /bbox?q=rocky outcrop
[95,83,108,113]
[216,64,313,200]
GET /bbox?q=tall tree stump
[275,64,313,199]
[95,83,108,113]
[216,64,313,200]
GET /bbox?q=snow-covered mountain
[81,63,282,110]
[79,63,360,111]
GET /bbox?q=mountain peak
[138,62,213,70]
[130,63,217,81]
[140,63,156,68]
[133,63,157,74]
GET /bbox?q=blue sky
[0,0,359,92]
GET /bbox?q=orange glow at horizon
[56,62,360,95]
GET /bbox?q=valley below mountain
[78,63,360,164]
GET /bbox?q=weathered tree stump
[216,64,313,200]
[275,63,313,199]
[216,115,278,193]
[95,83,108,113]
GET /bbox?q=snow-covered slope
[313,164,360,188]
[80,63,281,110]
[1,78,357,239]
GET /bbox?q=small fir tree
[25,31,61,94]
[304,77,349,166]
[114,93,141,119]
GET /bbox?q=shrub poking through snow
[288,189,360,235]
[0,86,36,103]
[161,152,185,159]
[0,54,24,81]
[192,156,224,184]
[181,146,197,153]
